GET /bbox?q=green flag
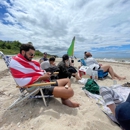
[67,36,75,56]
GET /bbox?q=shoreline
[97,59,130,65]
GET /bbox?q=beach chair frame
[0,51,55,109]
[8,82,56,109]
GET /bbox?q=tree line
[0,40,43,56]
[0,40,58,57]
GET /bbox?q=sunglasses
[29,53,35,57]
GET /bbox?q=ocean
[96,58,130,64]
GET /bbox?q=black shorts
[36,81,58,95]
[67,66,77,73]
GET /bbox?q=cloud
[0,0,130,58]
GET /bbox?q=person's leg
[101,65,115,79]
[53,87,79,107]
[74,73,81,80]
[53,78,80,107]
[67,66,81,80]
[53,87,78,107]
[101,65,126,80]
[56,78,71,88]
[113,71,126,80]
[107,104,116,116]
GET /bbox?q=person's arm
[107,103,116,116]
[39,58,43,64]
[100,87,116,115]
[93,58,102,66]
[34,72,51,82]
[92,57,99,65]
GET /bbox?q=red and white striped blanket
[9,54,46,87]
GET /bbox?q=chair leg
[40,88,47,107]
[46,96,50,106]
[7,96,23,110]
[8,88,40,109]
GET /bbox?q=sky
[0,0,130,58]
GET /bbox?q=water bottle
[113,80,117,85]
[94,71,98,80]
[92,71,95,79]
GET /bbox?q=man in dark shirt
[57,54,81,80]
[39,52,48,63]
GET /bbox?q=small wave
[96,58,130,64]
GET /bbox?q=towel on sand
[84,85,130,124]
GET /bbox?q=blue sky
[0,0,130,58]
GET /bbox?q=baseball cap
[115,93,130,130]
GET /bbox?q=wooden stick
[16,82,56,88]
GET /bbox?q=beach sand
[0,58,129,130]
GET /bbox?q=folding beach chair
[79,59,108,79]
[0,51,56,109]
[0,51,11,68]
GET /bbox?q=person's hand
[39,59,43,64]
[44,72,51,79]
[72,73,76,76]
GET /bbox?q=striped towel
[9,53,46,87]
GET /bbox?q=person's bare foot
[118,77,126,80]
[62,99,80,108]
[112,77,116,80]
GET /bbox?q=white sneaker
[78,78,88,85]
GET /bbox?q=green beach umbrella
[67,36,75,56]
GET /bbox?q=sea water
[96,58,130,64]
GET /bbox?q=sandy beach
[0,58,129,130]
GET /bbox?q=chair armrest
[16,81,56,88]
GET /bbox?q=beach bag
[82,79,100,94]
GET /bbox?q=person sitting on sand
[57,54,81,80]
[40,57,56,70]
[40,57,59,80]
[84,52,126,80]
[9,44,79,108]
[100,87,130,130]
[39,52,48,64]
[115,93,130,130]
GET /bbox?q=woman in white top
[84,52,126,80]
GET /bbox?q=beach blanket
[9,54,46,87]
[84,85,130,123]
